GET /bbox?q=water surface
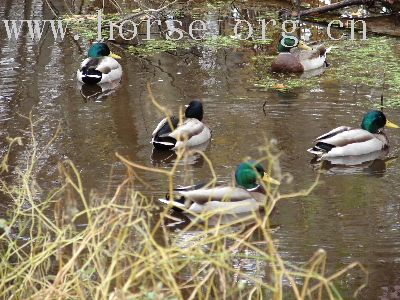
[1,1,400,298]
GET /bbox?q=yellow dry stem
[0,106,367,300]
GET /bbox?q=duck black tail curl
[81,67,102,85]
[152,137,177,150]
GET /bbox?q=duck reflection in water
[150,140,209,168]
[310,150,397,176]
[162,209,266,229]
[78,81,120,102]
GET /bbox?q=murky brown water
[1,0,400,298]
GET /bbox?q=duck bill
[110,52,121,59]
[262,173,280,185]
[386,119,400,128]
[298,41,312,51]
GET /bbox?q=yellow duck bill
[297,41,313,51]
[110,52,122,59]
[386,119,400,129]
[262,173,280,185]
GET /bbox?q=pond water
[1,0,400,298]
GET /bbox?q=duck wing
[80,57,104,71]
[314,126,353,141]
[159,185,265,214]
[309,128,384,157]
[294,45,330,71]
[80,57,92,69]
[157,182,208,209]
[169,118,205,141]
[78,58,102,84]
[296,44,330,60]
[179,186,255,205]
[152,116,179,150]
[181,186,266,214]
[151,117,167,137]
[313,44,331,56]
[95,56,120,74]
[297,49,321,60]
[173,182,208,191]
[316,128,375,147]
[152,117,178,137]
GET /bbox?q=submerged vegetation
[127,36,243,56]
[0,114,368,299]
[332,36,400,108]
[128,39,191,56]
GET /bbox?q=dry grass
[0,112,368,300]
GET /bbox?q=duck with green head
[158,161,280,214]
[151,100,211,151]
[271,36,330,73]
[308,110,399,158]
[77,42,122,85]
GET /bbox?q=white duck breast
[77,56,122,84]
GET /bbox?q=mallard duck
[158,161,280,214]
[77,43,122,85]
[271,37,330,73]
[308,110,399,158]
[151,100,211,150]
